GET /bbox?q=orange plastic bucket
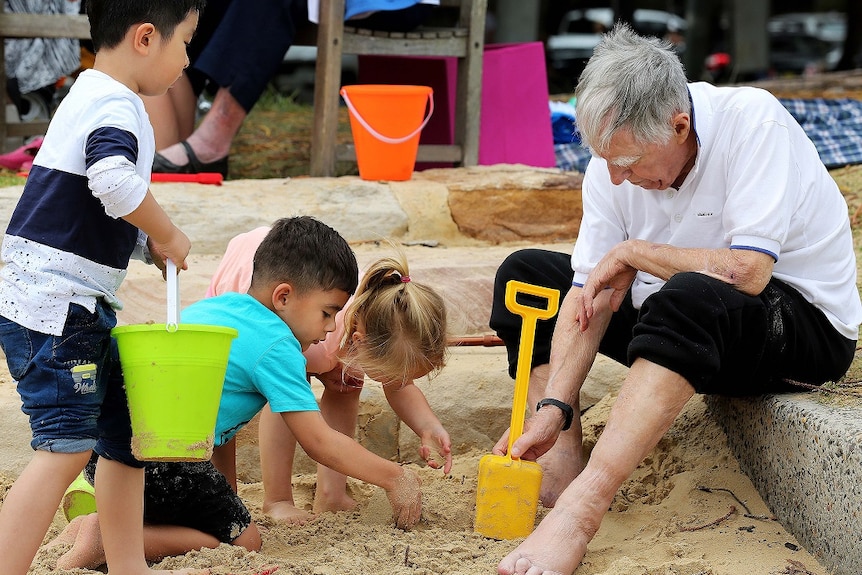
[340,85,433,181]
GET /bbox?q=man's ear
[672,112,691,143]
[272,282,295,310]
[133,23,156,55]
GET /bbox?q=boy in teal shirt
[55,216,423,569]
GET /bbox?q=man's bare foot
[312,491,357,515]
[496,504,590,575]
[537,444,583,508]
[55,513,104,570]
[263,500,316,525]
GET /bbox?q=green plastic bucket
[112,322,237,462]
[62,471,96,521]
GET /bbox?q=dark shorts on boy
[0,300,142,467]
[84,456,252,543]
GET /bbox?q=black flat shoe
[152,141,229,178]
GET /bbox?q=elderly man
[489,23,861,575]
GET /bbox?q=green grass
[0,173,24,187]
[229,86,356,180]
[0,86,355,183]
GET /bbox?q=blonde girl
[207,226,451,523]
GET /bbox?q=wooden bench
[310,0,487,176]
[0,1,487,176]
[0,12,90,147]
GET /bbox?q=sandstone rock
[414,165,584,243]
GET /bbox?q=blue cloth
[181,292,318,447]
[345,0,427,20]
[778,98,862,169]
[549,100,580,145]
[553,97,862,173]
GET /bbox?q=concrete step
[707,392,862,575]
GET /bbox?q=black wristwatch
[536,398,574,431]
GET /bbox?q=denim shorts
[0,301,143,467]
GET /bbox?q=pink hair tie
[401,275,411,283]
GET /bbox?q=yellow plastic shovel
[475,280,560,539]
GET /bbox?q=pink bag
[358,42,556,169]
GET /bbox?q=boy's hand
[387,468,422,530]
[419,426,453,475]
[147,226,191,278]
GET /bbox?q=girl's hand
[418,426,453,474]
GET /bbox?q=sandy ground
[2,380,827,575]
[0,175,832,575]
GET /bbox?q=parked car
[547,8,686,85]
[767,12,845,76]
[767,11,846,47]
[768,31,842,76]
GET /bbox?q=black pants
[489,249,856,396]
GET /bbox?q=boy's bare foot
[263,501,316,525]
[55,513,104,570]
[312,491,357,515]
[44,514,87,549]
[53,514,211,575]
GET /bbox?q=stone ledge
[707,393,862,575]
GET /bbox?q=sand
[0,171,834,575]
[3,379,827,575]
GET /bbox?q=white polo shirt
[572,81,862,340]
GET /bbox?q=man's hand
[579,241,637,330]
[492,406,564,462]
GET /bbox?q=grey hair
[574,22,690,156]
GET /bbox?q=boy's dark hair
[86,0,207,51]
[251,216,359,296]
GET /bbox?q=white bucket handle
[340,88,434,145]
[166,259,179,333]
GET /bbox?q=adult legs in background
[152,0,304,174]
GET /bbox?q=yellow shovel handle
[504,280,560,456]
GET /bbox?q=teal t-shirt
[181,292,319,446]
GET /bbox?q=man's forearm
[544,288,613,412]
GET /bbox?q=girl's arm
[384,383,453,474]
